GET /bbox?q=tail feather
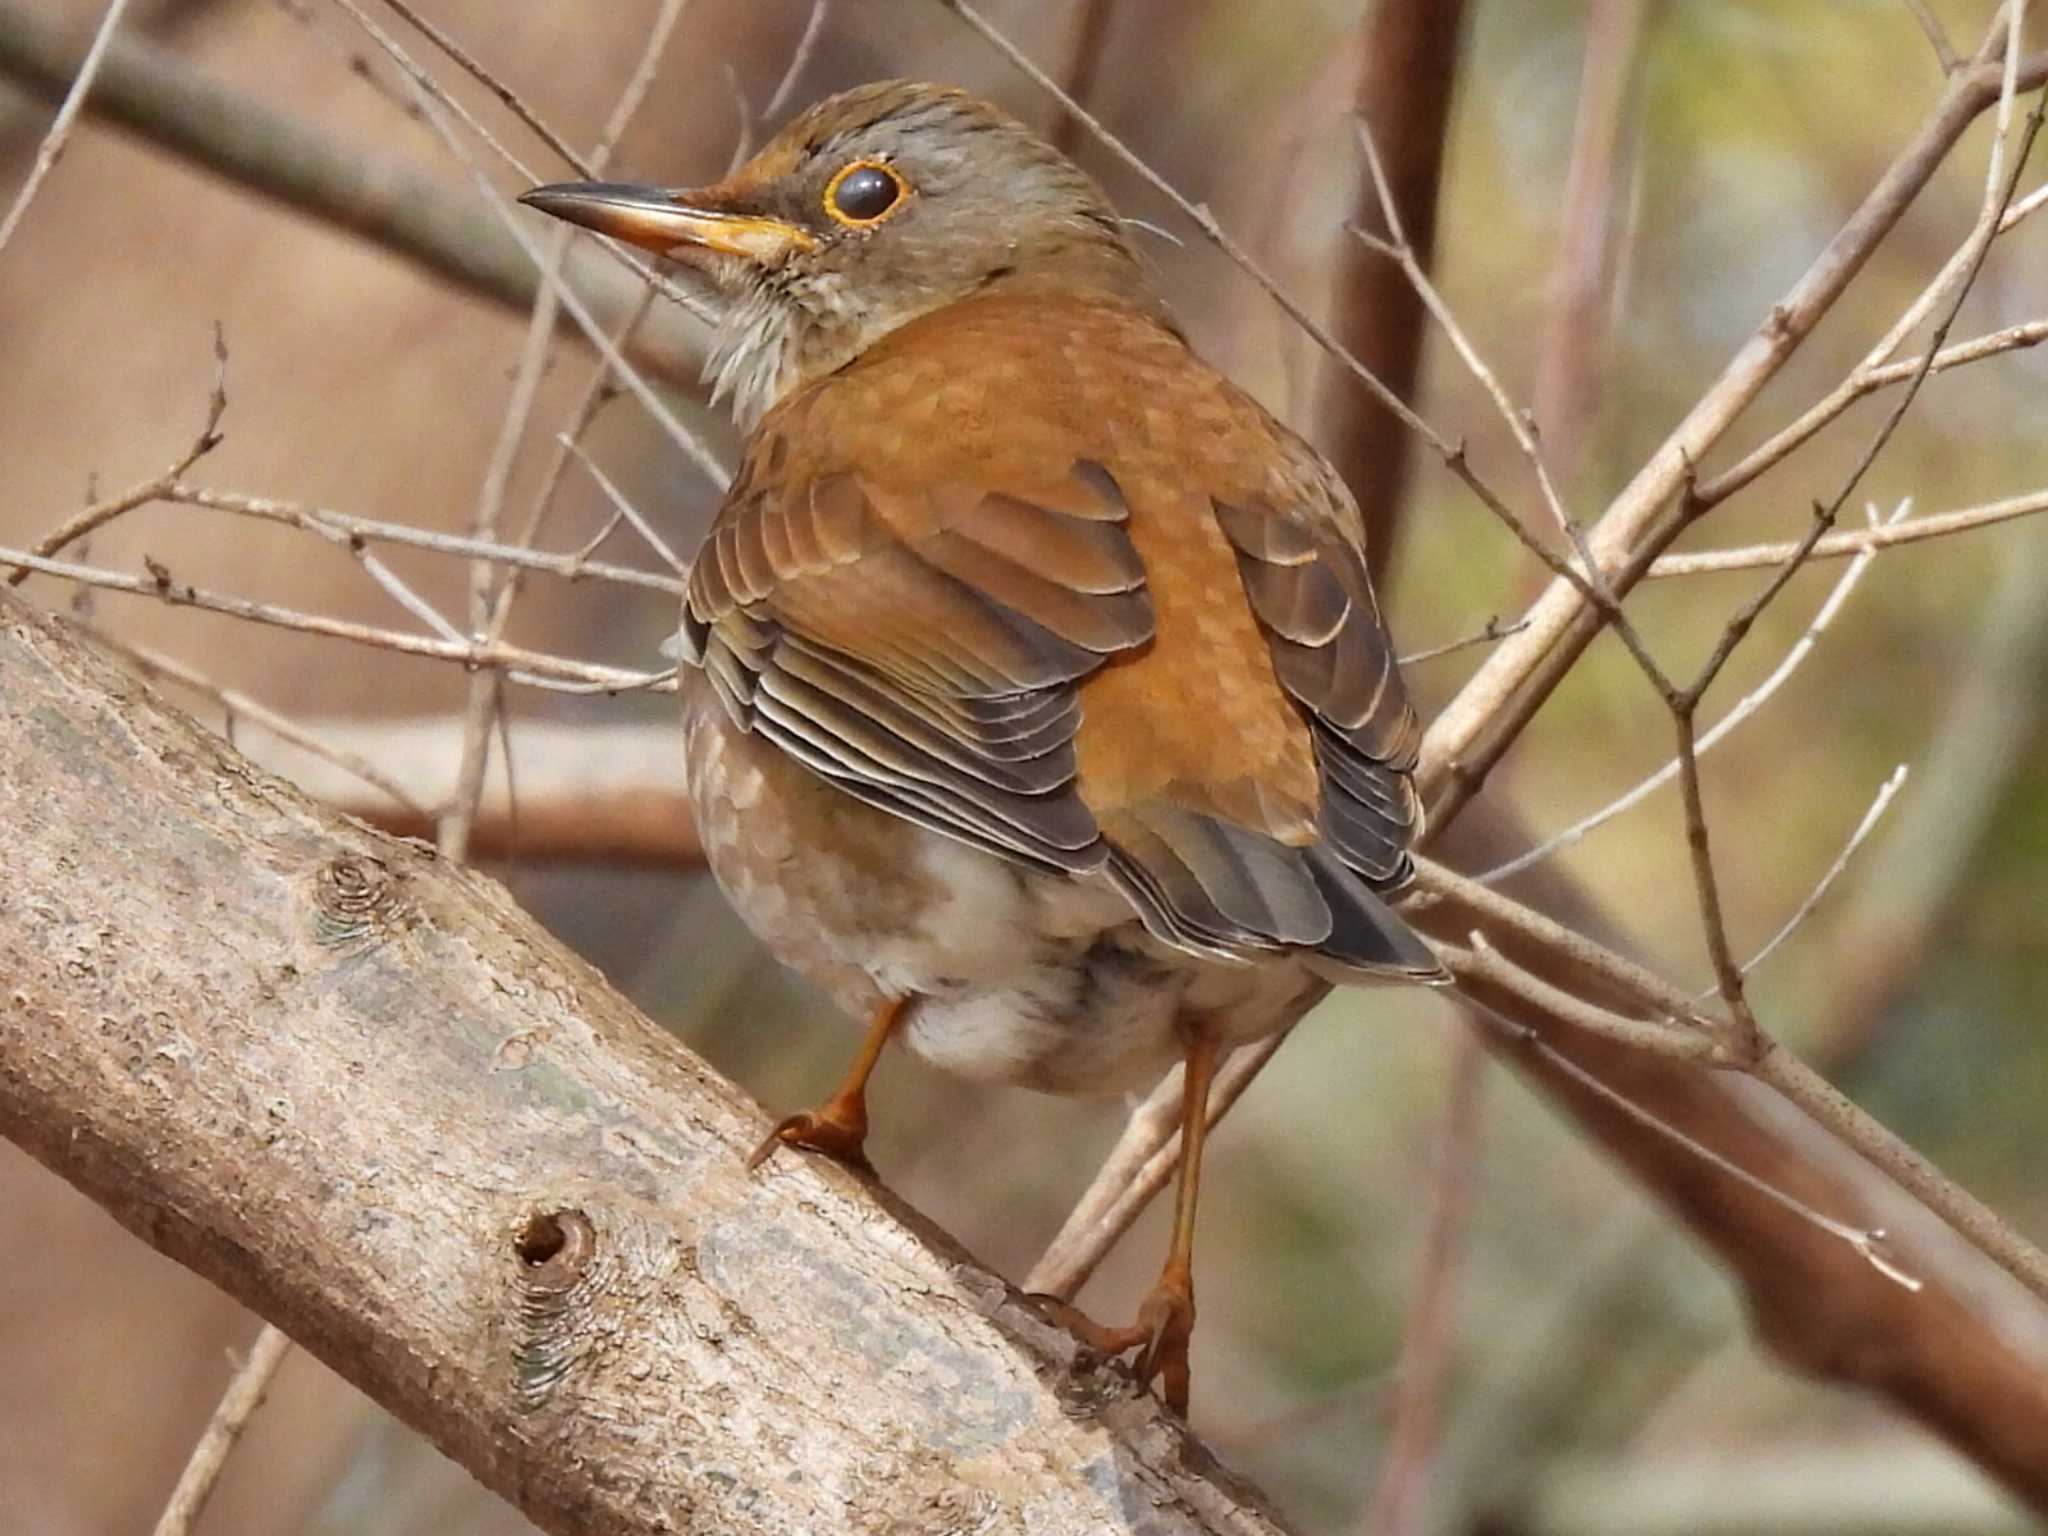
[1102,799,1443,982]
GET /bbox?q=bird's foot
[1028,1266,1195,1414]
[746,1102,873,1174]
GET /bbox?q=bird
[521,80,1445,1414]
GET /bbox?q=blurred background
[2,1,2045,1532]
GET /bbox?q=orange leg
[747,996,908,1174]
[1052,1023,1221,1414]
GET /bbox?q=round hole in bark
[515,1210,570,1266]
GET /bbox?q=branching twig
[1417,44,2048,825]
[7,324,226,587]
[324,0,731,487]
[1482,499,1906,884]
[1695,317,2048,510]
[1397,616,1530,668]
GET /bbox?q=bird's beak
[518,181,817,263]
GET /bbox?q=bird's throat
[704,284,806,433]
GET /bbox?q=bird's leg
[1056,1022,1221,1414]
[747,995,908,1173]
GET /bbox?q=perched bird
[522,81,1444,1413]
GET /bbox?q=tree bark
[0,590,1295,1536]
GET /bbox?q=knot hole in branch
[512,1207,600,1413]
[311,854,411,948]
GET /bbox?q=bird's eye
[825,160,908,227]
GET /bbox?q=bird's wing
[685,294,1433,977]
[1066,416,1431,976]
[684,428,1150,874]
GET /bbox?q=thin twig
[1397,616,1530,667]
[123,647,427,813]
[560,438,689,573]
[1695,317,2048,510]
[1731,763,1909,985]
[148,1323,293,1536]
[375,0,588,173]
[0,0,133,262]
[1418,45,2048,823]
[9,324,227,587]
[1352,119,1572,544]
[764,0,831,121]
[1361,1028,1485,1536]
[0,544,673,691]
[1439,940,1725,1065]
[1749,1044,2048,1302]
[1661,485,2048,577]
[166,485,682,595]
[1665,46,2040,1032]
[1903,0,1962,74]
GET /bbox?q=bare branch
[1694,318,2048,510]
[375,0,590,174]
[764,0,830,121]
[118,641,429,815]
[1733,763,1910,984]
[1397,615,1530,668]
[1902,0,1962,74]
[1750,1045,2048,1302]
[0,1,714,378]
[1651,485,2048,577]
[7,324,226,586]
[168,484,683,596]
[0,0,133,263]
[0,543,672,692]
[148,1324,292,1536]
[1458,982,1923,1294]
[323,0,732,489]
[443,0,690,863]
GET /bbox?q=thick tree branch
[0,592,1294,1536]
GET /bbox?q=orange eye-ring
[824,160,910,227]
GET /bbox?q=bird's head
[521,81,1155,429]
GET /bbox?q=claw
[746,1106,873,1173]
[1028,1267,1195,1414]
